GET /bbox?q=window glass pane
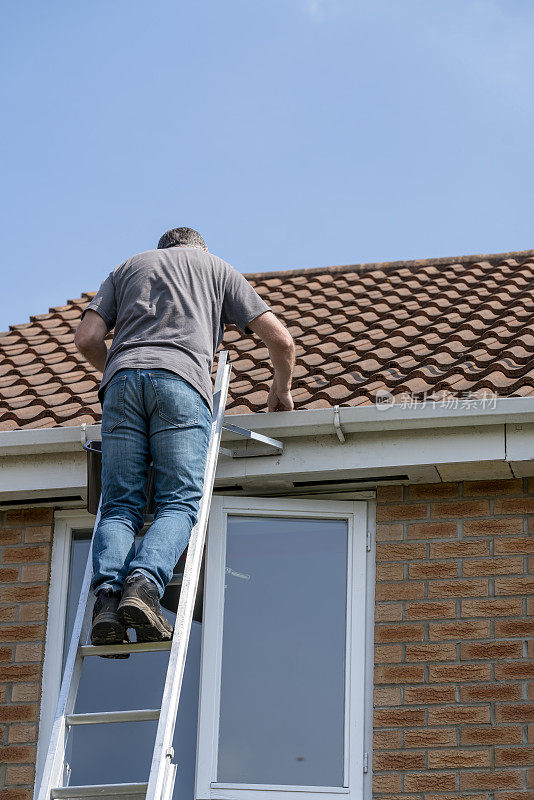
[217,515,347,787]
[63,534,200,799]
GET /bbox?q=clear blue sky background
[1,0,533,332]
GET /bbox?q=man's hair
[157,227,207,251]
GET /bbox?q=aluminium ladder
[36,351,283,800]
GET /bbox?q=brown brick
[24,525,52,543]
[428,748,490,768]
[428,705,490,724]
[14,643,42,662]
[374,686,402,706]
[0,744,36,763]
[376,562,404,580]
[374,644,403,663]
[464,518,523,537]
[0,624,44,643]
[495,747,534,766]
[463,556,524,576]
[461,726,522,745]
[377,485,404,502]
[375,581,425,601]
[495,497,534,514]
[0,705,37,723]
[11,683,40,702]
[429,663,491,682]
[464,478,523,496]
[529,724,534,743]
[408,521,457,540]
[496,704,534,723]
[460,770,523,790]
[3,545,50,564]
[495,662,534,681]
[372,774,401,793]
[374,750,426,770]
[405,600,456,620]
[495,536,534,555]
[5,507,53,525]
[427,578,488,598]
[1,790,33,800]
[495,620,534,638]
[431,499,489,518]
[0,664,41,682]
[404,727,456,747]
[0,529,22,545]
[494,793,534,800]
[430,540,490,558]
[461,598,523,617]
[461,641,523,660]
[423,795,489,800]
[373,729,402,749]
[0,605,16,622]
[429,620,490,640]
[8,724,37,744]
[0,568,19,583]
[18,603,47,623]
[0,645,13,661]
[375,623,425,643]
[20,564,49,582]
[374,708,425,727]
[374,664,426,684]
[376,503,428,522]
[409,560,458,579]
[404,685,455,704]
[376,523,404,542]
[461,683,522,701]
[376,541,427,560]
[404,772,456,792]
[409,483,458,500]
[375,603,403,622]
[5,764,35,784]
[0,585,48,603]
[495,576,534,595]
[405,642,456,662]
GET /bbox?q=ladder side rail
[37,507,101,800]
[146,352,231,800]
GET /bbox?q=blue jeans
[91,369,212,598]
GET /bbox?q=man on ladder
[74,226,295,652]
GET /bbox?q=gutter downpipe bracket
[333,405,346,443]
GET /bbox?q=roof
[1,249,534,431]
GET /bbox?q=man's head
[157,227,207,251]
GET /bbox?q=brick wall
[0,507,53,800]
[374,478,534,800]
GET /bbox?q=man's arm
[247,311,295,412]
[74,310,109,372]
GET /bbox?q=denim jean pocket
[149,373,200,427]
[101,376,127,433]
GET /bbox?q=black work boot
[118,573,174,642]
[91,588,131,659]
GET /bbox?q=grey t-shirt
[83,246,270,412]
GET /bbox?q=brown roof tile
[1,249,534,429]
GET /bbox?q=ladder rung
[66,709,160,726]
[80,641,172,657]
[50,783,147,799]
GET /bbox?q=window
[38,499,371,800]
[196,497,368,800]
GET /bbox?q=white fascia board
[1,397,534,457]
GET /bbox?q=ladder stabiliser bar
[50,783,147,799]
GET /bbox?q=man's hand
[268,381,294,412]
[74,310,109,372]
[247,311,295,412]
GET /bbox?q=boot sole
[91,613,131,659]
[118,597,173,643]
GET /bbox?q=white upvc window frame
[195,496,369,800]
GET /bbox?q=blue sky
[1,0,533,331]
